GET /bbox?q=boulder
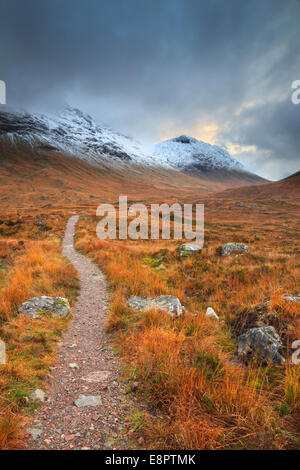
[237,326,285,365]
[127,295,185,318]
[19,296,70,319]
[178,243,202,257]
[205,307,219,320]
[29,389,46,403]
[216,242,249,256]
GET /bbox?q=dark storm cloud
[0,0,299,179]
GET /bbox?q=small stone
[138,436,145,445]
[74,395,102,408]
[28,428,42,440]
[29,389,46,403]
[69,363,79,370]
[205,307,219,321]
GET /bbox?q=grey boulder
[238,326,285,365]
[178,243,202,257]
[127,295,185,318]
[19,296,70,319]
[216,242,249,256]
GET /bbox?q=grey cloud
[0,0,299,179]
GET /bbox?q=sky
[0,0,299,180]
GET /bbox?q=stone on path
[28,428,42,440]
[29,389,46,403]
[19,296,70,319]
[74,395,102,408]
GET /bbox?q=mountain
[0,106,268,208]
[154,135,265,184]
[0,106,162,167]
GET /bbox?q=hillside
[212,170,300,201]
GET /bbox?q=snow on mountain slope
[0,106,163,167]
[154,135,244,172]
[0,107,264,184]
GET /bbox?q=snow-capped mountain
[0,106,264,185]
[0,106,162,167]
[154,135,244,172]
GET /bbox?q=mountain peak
[154,135,245,172]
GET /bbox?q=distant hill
[213,170,300,201]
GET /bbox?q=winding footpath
[26,216,129,450]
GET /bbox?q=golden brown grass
[75,200,300,449]
[0,211,79,449]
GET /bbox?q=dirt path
[26,216,129,450]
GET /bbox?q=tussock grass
[0,212,79,449]
[76,210,300,450]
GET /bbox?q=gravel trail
[26,216,129,450]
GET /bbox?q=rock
[69,363,79,370]
[127,295,185,318]
[74,395,102,408]
[237,326,285,365]
[216,201,222,206]
[178,243,202,257]
[216,242,249,256]
[19,296,70,319]
[284,294,300,303]
[81,371,111,383]
[236,202,248,208]
[28,428,42,440]
[205,307,219,320]
[29,389,46,403]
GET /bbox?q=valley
[0,108,299,450]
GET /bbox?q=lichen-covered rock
[216,242,249,256]
[127,295,185,318]
[205,307,219,320]
[238,326,285,365]
[178,243,202,257]
[19,296,70,319]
